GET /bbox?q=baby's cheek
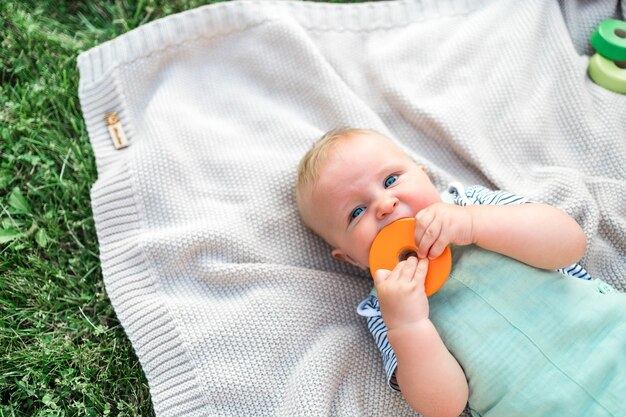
[355,229,377,267]
[412,194,439,213]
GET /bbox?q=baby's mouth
[378,213,414,233]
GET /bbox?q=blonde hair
[295,127,382,222]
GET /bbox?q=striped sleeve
[558,263,592,280]
[447,182,529,207]
[356,295,400,391]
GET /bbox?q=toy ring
[369,218,452,296]
[590,19,626,62]
[588,53,626,94]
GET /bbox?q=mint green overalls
[429,245,626,417]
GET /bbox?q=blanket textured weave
[77,1,626,416]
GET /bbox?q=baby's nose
[376,197,399,219]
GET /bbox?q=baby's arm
[414,202,586,270]
[374,257,468,417]
[466,203,585,269]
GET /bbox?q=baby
[296,128,626,417]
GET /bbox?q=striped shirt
[356,183,591,391]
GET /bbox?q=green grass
[1,0,371,415]
[0,1,232,415]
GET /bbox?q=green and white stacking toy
[588,19,626,94]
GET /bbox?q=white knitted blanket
[77,1,626,416]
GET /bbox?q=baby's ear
[331,249,363,269]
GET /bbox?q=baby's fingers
[398,255,419,281]
[417,221,442,259]
[427,238,448,260]
[414,209,435,256]
[413,257,429,285]
[415,208,442,258]
[373,269,391,287]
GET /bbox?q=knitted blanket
[77,1,626,416]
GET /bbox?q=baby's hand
[414,202,474,259]
[372,256,430,330]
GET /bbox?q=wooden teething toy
[369,218,452,296]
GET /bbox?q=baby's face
[305,132,441,269]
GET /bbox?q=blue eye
[384,175,398,188]
[350,207,365,220]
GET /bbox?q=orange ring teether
[369,218,452,296]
